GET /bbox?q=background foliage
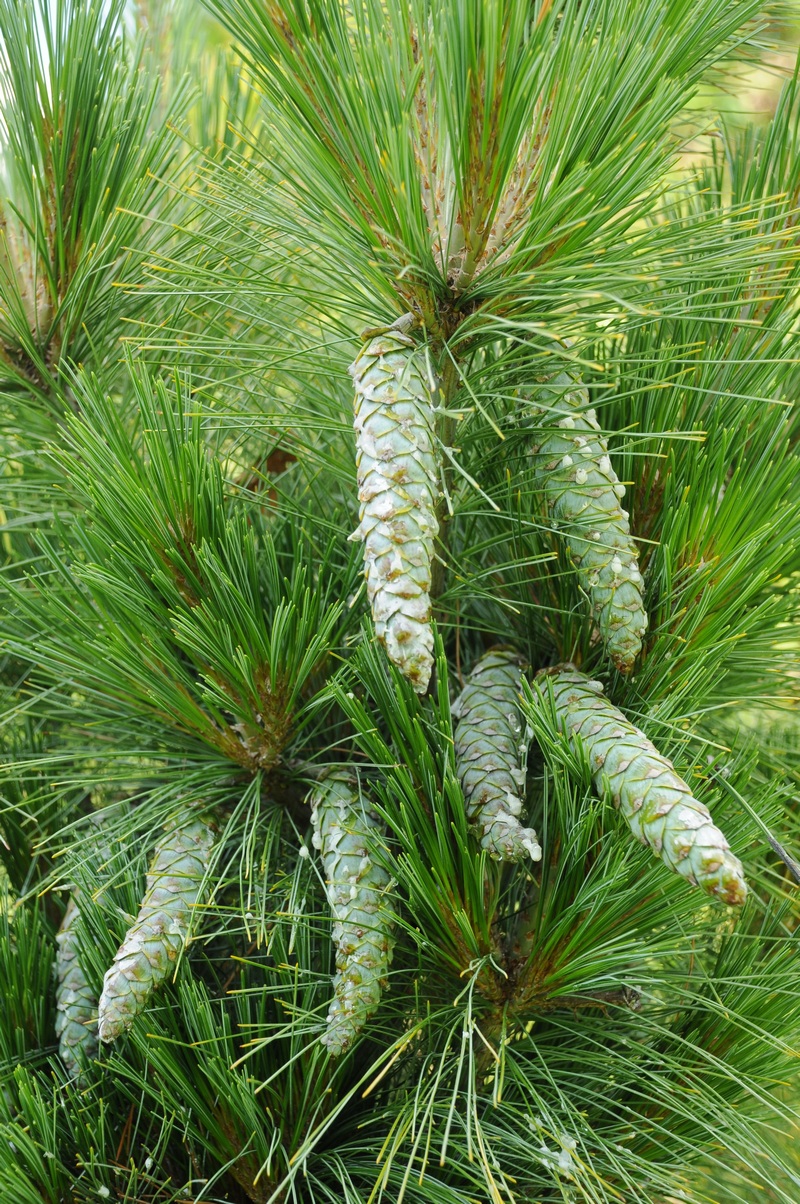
[1,2,800,1202]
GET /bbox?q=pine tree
[2,2,800,1203]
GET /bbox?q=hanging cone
[453,647,541,863]
[54,896,98,1076]
[310,773,394,1056]
[54,813,117,1075]
[349,313,440,693]
[97,816,214,1044]
[530,363,647,672]
[534,665,747,904]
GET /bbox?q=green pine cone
[452,647,542,863]
[349,313,440,694]
[535,665,747,904]
[310,773,394,1056]
[97,816,214,1044]
[54,896,98,1077]
[530,365,646,672]
[54,815,116,1075]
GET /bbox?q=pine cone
[530,366,646,672]
[54,815,116,1075]
[535,665,747,904]
[311,773,394,1056]
[453,647,542,863]
[349,314,440,693]
[97,816,214,1044]
[54,896,98,1076]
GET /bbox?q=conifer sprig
[4,359,357,777]
[207,0,788,334]
[0,0,187,416]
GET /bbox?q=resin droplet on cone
[453,647,541,863]
[349,314,439,693]
[98,816,214,1043]
[530,364,646,672]
[535,665,747,904]
[310,774,394,1056]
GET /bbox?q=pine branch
[0,0,189,421]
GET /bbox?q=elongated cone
[530,365,646,672]
[54,897,97,1076]
[349,314,440,693]
[535,665,747,904]
[54,815,116,1074]
[98,816,214,1043]
[452,648,542,863]
[310,773,394,1056]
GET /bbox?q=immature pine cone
[311,773,394,1056]
[55,896,98,1075]
[98,816,214,1043]
[535,665,746,904]
[349,314,440,693]
[531,363,646,672]
[453,647,542,862]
